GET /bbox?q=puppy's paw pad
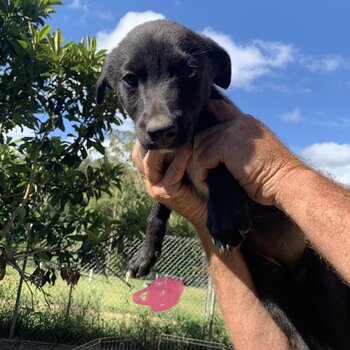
[207,212,251,248]
[127,245,160,278]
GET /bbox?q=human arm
[132,143,293,349]
[274,166,350,283]
[196,223,293,349]
[195,100,350,283]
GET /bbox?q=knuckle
[152,189,166,202]
[172,159,181,174]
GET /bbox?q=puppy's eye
[122,74,138,87]
[183,66,198,79]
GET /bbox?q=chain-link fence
[72,335,232,350]
[73,337,146,350]
[0,236,231,349]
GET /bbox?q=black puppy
[97,20,350,349]
[97,20,252,265]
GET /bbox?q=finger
[163,144,193,185]
[194,141,221,185]
[207,100,243,122]
[132,141,144,175]
[193,130,228,186]
[193,122,227,149]
[143,150,166,185]
[193,121,231,161]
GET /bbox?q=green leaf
[18,207,27,221]
[0,0,9,14]
[92,141,105,155]
[0,0,124,268]
[48,0,63,5]
[37,251,52,262]
[91,37,97,52]
[38,24,51,42]
[86,229,99,244]
[78,43,89,60]
[42,261,57,270]
[67,234,85,242]
[16,39,28,49]
[53,29,63,55]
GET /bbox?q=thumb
[143,150,166,185]
[163,144,193,186]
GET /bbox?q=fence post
[157,333,162,350]
[9,254,28,339]
[208,280,216,342]
[204,276,211,321]
[89,268,93,283]
[65,283,74,321]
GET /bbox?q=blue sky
[46,0,350,185]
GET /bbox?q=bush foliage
[0,0,125,272]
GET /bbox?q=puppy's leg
[207,164,251,250]
[127,201,171,277]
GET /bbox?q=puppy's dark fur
[97,20,350,349]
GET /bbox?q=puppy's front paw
[127,244,161,278]
[207,193,251,252]
[207,164,252,252]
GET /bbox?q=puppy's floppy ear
[95,73,111,105]
[207,40,232,89]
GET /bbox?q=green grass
[0,265,210,319]
[0,264,230,346]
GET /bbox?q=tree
[0,0,124,282]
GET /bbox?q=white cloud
[97,13,295,89]
[96,11,165,51]
[261,82,312,95]
[202,28,296,90]
[67,0,89,12]
[279,108,350,128]
[302,142,350,167]
[299,54,348,73]
[95,10,114,21]
[96,13,348,90]
[309,117,350,128]
[301,142,350,185]
[280,107,303,123]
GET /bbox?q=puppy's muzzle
[146,115,178,149]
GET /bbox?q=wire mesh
[73,335,232,350]
[158,334,233,350]
[73,337,146,350]
[80,236,213,320]
[1,236,225,346]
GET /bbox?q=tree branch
[0,121,52,239]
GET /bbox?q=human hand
[132,142,207,228]
[194,100,304,206]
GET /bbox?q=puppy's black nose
[146,116,178,148]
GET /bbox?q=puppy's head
[96,20,231,150]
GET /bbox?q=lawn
[0,264,210,319]
[0,262,229,346]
